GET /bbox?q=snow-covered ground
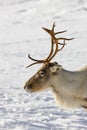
[0,0,87,130]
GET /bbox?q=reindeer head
[24,23,74,93]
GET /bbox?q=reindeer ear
[50,64,62,74]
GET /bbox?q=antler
[26,23,74,68]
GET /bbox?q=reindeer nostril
[28,84,32,89]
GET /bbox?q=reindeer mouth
[25,88,34,93]
[24,85,34,93]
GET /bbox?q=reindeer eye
[39,71,45,77]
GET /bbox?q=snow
[0,0,87,130]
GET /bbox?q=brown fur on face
[24,62,61,93]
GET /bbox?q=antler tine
[58,37,74,41]
[58,39,66,51]
[26,61,42,68]
[26,54,44,68]
[28,54,44,62]
[55,30,67,35]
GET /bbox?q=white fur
[50,65,87,109]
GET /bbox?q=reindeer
[24,23,87,110]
